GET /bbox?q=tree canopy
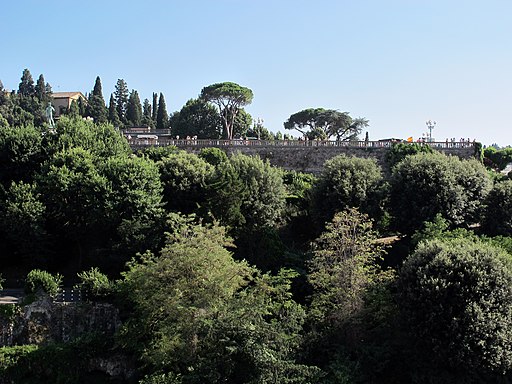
[399,238,512,376]
[284,108,368,140]
[200,82,253,140]
[389,152,492,234]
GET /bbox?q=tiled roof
[53,92,85,99]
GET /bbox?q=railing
[127,138,476,150]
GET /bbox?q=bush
[311,154,383,227]
[481,179,512,236]
[399,238,512,375]
[75,267,113,300]
[24,269,63,297]
[389,152,492,234]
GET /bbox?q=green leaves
[119,218,317,383]
[389,152,492,234]
[200,82,253,140]
[399,238,512,374]
[284,108,367,140]
[311,154,383,228]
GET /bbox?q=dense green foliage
[311,154,383,228]
[170,98,222,139]
[118,217,319,383]
[400,239,512,378]
[2,69,512,383]
[482,179,512,236]
[87,76,108,124]
[389,152,492,234]
[75,267,113,300]
[284,108,368,140]
[158,150,214,214]
[484,146,512,171]
[24,269,63,297]
[200,82,253,140]
[387,142,433,168]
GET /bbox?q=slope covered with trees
[1,69,512,383]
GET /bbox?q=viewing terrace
[127,135,478,174]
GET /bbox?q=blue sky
[2,0,511,146]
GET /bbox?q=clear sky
[1,0,511,146]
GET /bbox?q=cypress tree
[152,92,158,125]
[156,93,169,130]
[108,93,121,128]
[142,98,154,128]
[114,79,129,127]
[87,76,107,123]
[18,68,35,96]
[126,90,142,127]
[68,100,79,117]
[78,97,86,116]
[35,74,47,102]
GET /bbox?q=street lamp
[425,120,436,142]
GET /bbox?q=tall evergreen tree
[152,92,158,123]
[35,74,47,102]
[0,80,7,105]
[87,76,107,124]
[77,97,86,116]
[18,69,35,97]
[126,90,142,127]
[142,98,154,128]
[68,100,80,117]
[156,93,169,130]
[108,94,121,127]
[114,79,129,127]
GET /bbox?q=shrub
[75,267,113,300]
[311,154,383,227]
[24,269,63,297]
[481,179,512,236]
[399,238,512,375]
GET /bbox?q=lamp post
[425,120,436,142]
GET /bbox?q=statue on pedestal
[45,102,55,128]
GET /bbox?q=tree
[126,90,142,127]
[67,100,80,117]
[484,146,512,171]
[141,98,154,128]
[481,180,512,236]
[308,208,385,327]
[399,238,512,376]
[311,154,383,227]
[0,181,47,266]
[37,147,111,268]
[156,92,169,130]
[35,74,48,102]
[0,125,44,188]
[0,79,6,105]
[87,76,107,124]
[114,79,129,127]
[200,82,253,140]
[208,153,287,231]
[386,142,433,169]
[118,217,318,383]
[152,92,158,125]
[170,98,222,139]
[107,93,121,128]
[46,116,130,160]
[18,68,35,97]
[389,152,492,234]
[232,108,252,138]
[284,108,368,140]
[100,155,166,263]
[157,150,214,214]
